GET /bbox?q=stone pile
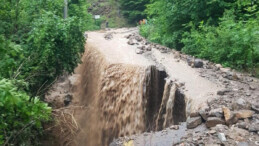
[182,97,259,145]
[125,33,169,54]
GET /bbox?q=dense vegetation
[119,0,150,23]
[139,0,259,75]
[0,0,97,145]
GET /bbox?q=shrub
[0,79,51,145]
[0,36,23,78]
[20,12,85,95]
[182,11,259,73]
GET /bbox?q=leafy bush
[0,79,51,145]
[140,0,259,75]
[0,0,98,145]
[0,36,23,78]
[182,10,259,73]
[139,21,163,44]
[144,0,229,50]
[19,12,85,95]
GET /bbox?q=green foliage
[139,20,162,44]
[0,36,23,78]
[119,0,150,23]
[144,0,230,50]
[141,0,259,75]
[0,0,97,95]
[182,10,259,73]
[0,79,51,145]
[20,12,85,95]
[0,0,98,145]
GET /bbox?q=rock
[212,124,229,132]
[64,94,72,106]
[125,34,132,39]
[222,106,231,121]
[208,130,217,134]
[146,46,152,51]
[252,114,259,120]
[237,142,249,146]
[187,117,202,129]
[232,73,239,80]
[193,59,203,68]
[135,36,143,42]
[135,49,144,54]
[137,46,145,50]
[232,98,251,110]
[127,39,135,45]
[227,127,249,142]
[217,133,227,142]
[215,64,222,70]
[223,71,239,80]
[104,33,113,40]
[187,57,194,66]
[190,112,200,118]
[209,108,223,118]
[206,117,225,128]
[248,123,259,132]
[217,89,231,95]
[160,48,168,53]
[252,105,259,113]
[249,85,255,90]
[223,106,238,125]
[83,33,88,40]
[199,110,209,121]
[234,110,255,119]
[220,67,231,73]
[170,125,179,130]
[237,122,249,130]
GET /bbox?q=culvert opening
[143,65,187,132]
[144,65,167,131]
[173,89,187,124]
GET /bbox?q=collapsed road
[43,28,259,146]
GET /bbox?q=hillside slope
[87,0,129,28]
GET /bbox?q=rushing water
[72,45,186,146]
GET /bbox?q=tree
[119,0,150,23]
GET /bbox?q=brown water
[74,45,184,145]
